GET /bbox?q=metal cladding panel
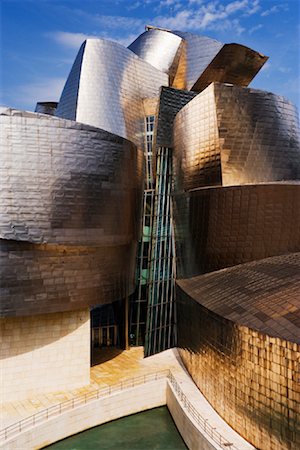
[56,39,168,146]
[35,102,58,116]
[177,280,300,450]
[155,86,197,149]
[173,83,300,191]
[0,108,144,316]
[191,43,268,92]
[128,29,182,82]
[55,42,85,121]
[177,253,300,345]
[0,240,135,317]
[173,183,300,278]
[171,31,223,90]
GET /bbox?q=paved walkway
[0,347,179,430]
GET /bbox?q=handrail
[1,370,241,449]
[167,372,239,450]
[0,370,169,442]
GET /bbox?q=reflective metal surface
[173,183,300,278]
[177,253,300,450]
[0,108,144,316]
[35,102,58,116]
[171,31,223,90]
[128,29,182,84]
[56,39,168,146]
[191,43,268,92]
[177,252,300,344]
[173,83,300,191]
[155,86,197,149]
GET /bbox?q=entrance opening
[90,298,129,366]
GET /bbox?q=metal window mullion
[157,147,169,352]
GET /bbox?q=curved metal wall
[191,43,268,92]
[56,39,168,147]
[174,183,300,278]
[176,256,300,450]
[128,29,182,83]
[173,83,300,191]
[0,108,144,316]
[171,31,223,90]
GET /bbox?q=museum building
[1,26,299,449]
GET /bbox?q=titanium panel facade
[155,86,197,149]
[177,253,300,450]
[171,31,223,90]
[128,29,183,84]
[177,253,300,344]
[174,183,300,278]
[0,108,143,316]
[173,83,300,191]
[191,43,268,92]
[56,39,168,146]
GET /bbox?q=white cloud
[5,77,66,110]
[46,30,137,50]
[153,0,252,34]
[278,66,291,74]
[46,31,98,49]
[261,3,288,17]
[260,61,271,72]
[249,23,263,34]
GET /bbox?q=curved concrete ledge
[0,350,254,450]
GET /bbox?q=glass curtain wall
[129,117,176,355]
[129,116,155,346]
[144,146,176,356]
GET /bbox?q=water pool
[44,406,187,449]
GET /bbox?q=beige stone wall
[1,309,90,402]
[3,380,166,450]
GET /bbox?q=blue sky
[1,0,299,112]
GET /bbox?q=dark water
[44,407,187,450]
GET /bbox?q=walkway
[0,347,179,430]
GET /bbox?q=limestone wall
[2,380,166,450]
[1,309,90,402]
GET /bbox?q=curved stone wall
[173,83,300,192]
[56,39,168,146]
[176,253,300,450]
[0,109,143,316]
[174,183,300,278]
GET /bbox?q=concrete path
[0,347,178,429]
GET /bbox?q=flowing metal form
[56,39,168,146]
[155,86,197,149]
[173,83,300,191]
[128,29,183,84]
[0,108,143,316]
[128,28,267,94]
[170,31,223,90]
[173,182,300,278]
[191,43,268,92]
[177,252,300,450]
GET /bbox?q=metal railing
[1,370,241,449]
[167,372,239,450]
[0,370,169,442]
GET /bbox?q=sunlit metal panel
[128,29,183,84]
[177,253,300,450]
[0,108,143,316]
[56,39,168,146]
[174,183,300,278]
[173,83,300,191]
